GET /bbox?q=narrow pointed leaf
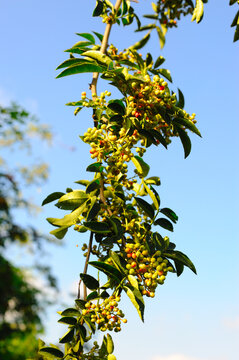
[130,32,151,50]
[176,126,192,158]
[160,208,178,224]
[59,328,75,344]
[50,226,68,239]
[176,88,185,109]
[144,183,160,210]
[84,221,111,234]
[80,273,99,290]
[93,0,104,16]
[56,64,103,78]
[89,261,124,282]
[135,197,155,219]
[76,33,95,43]
[107,333,114,354]
[86,162,104,173]
[164,250,197,274]
[131,156,150,177]
[42,192,64,206]
[123,285,144,321]
[58,317,77,325]
[145,176,161,186]
[39,347,64,359]
[61,308,80,316]
[173,117,201,137]
[154,218,174,231]
[158,68,172,82]
[47,201,88,227]
[83,50,112,66]
[56,58,93,70]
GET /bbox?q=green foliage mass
[0,103,56,360]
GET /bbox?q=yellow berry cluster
[82,296,127,332]
[125,242,174,297]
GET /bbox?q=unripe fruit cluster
[124,242,174,297]
[154,0,194,28]
[82,295,127,332]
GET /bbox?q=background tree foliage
[0,103,57,360]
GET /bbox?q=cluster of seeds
[124,242,174,297]
[82,296,127,332]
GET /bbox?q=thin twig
[78,231,94,300]
[90,0,123,100]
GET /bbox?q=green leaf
[135,197,155,219]
[128,274,139,290]
[93,31,104,42]
[233,25,239,42]
[93,0,104,16]
[230,0,237,4]
[144,183,160,210]
[56,64,103,78]
[158,68,172,82]
[174,260,184,276]
[163,250,197,274]
[87,201,101,221]
[59,328,75,344]
[145,176,161,186]
[89,261,124,282]
[131,156,150,177]
[160,208,178,224]
[152,232,165,250]
[191,0,204,23]
[143,14,159,20]
[110,251,127,274]
[76,33,95,43]
[123,285,144,321]
[61,308,80,316]
[47,200,89,227]
[75,299,86,309]
[80,273,99,290]
[156,26,166,49]
[149,129,168,149]
[50,226,68,240]
[176,88,185,109]
[173,117,201,137]
[86,162,104,172]
[154,55,165,68]
[231,10,239,27]
[154,218,174,232]
[87,291,99,301]
[56,58,93,70]
[83,50,112,66]
[136,24,156,32]
[39,347,64,359]
[86,179,100,193]
[58,317,77,325]
[146,53,153,67]
[84,221,111,234]
[42,192,65,206]
[107,333,114,354]
[130,32,151,50]
[57,190,89,210]
[176,126,192,158]
[108,100,125,115]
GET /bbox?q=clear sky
[0,1,239,360]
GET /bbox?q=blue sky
[0,1,239,360]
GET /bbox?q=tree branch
[90,0,123,100]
